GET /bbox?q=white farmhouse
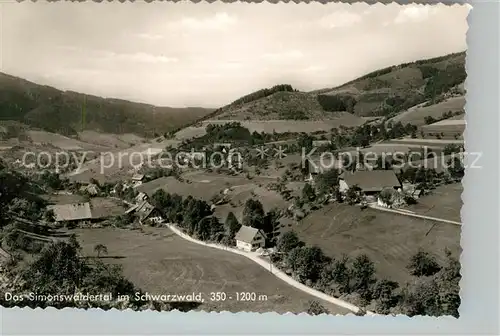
[235,225,267,252]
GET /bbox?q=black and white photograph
[0,2,469,317]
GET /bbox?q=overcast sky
[2,3,469,108]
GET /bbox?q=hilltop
[317,52,466,119]
[195,52,465,126]
[0,73,214,138]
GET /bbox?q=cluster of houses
[307,158,421,208]
[124,192,163,225]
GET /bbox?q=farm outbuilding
[235,225,267,252]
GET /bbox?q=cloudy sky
[2,2,469,108]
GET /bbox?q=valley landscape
[0,2,467,318]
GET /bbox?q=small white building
[235,225,267,252]
[377,188,405,208]
[131,174,145,187]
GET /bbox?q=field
[404,183,463,222]
[65,138,181,183]
[136,171,288,223]
[174,115,365,141]
[26,130,109,152]
[137,171,276,199]
[387,138,464,147]
[213,184,289,223]
[77,131,146,150]
[74,227,350,314]
[295,203,461,284]
[390,96,465,126]
[421,119,466,138]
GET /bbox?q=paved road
[165,223,375,316]
[368,204,462,226]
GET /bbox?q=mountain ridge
[0,72,214,138]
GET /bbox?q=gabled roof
[47,202,93,222]
[132,174,145,181]
[136,201,158,219]
[80,183,99,195]
[135,192,148,201]
[341,170,401,192]
[235,225,265,244]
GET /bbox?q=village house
[135,191,148,203]
[47,202,94,225]
[312,139,332,148]
[213,142,232,153]
[131,174,145,187]
[79,183,100,196]
[125,200,163,224]
[235,225,267,252]
[339,170,401,196]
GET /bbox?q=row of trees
[151,190,241,245]
[274,231,460,316]
[150,190,286,248]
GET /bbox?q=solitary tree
[242,199,265,229]
[345,185,361,205]
[301,183,316,202]
[43,209,56,225]
[276,231,304,254]
[94,244,108,258]
[224,212,241,239]
[378,188,394,207]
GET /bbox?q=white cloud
[301,65,326,73]
[133,33,164,40]
[172,12,237,30]
[318,11,362,29]
[119,52,178,64]
[216,61,243,70]
[262,50,304,61]
[98,51,178,64]
[394,5,439,24]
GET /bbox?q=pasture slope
[174,115,365,141]
[75,227,351,315]
[404,183,463,223]
[296,203,461,284]
[389,96,465,126]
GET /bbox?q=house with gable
[235,225,267,252]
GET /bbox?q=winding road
[165,223,375,316]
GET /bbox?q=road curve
[165,223,375,315]
[368,204,461,226]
